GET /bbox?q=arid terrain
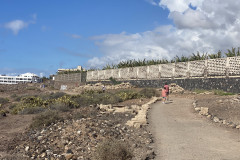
[0,83,240,160]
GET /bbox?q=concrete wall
[87,57,240,81]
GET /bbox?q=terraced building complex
[0,73,40,84]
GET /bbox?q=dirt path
[0,114,33,158]
[149,97,240,160]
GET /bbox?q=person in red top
[162,87,167,104]
[164,82,169,101]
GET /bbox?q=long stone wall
[124,78,240,93]
[87,57,240,81]
[87,77,240,93]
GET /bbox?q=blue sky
[0,0,240,77]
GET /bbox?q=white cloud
[3,14,37,35]
[169,9,216,29]
[87,0,240,68]
[4,20,29,35]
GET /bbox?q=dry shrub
[49,102,70,112]
[73,107,98,119]
[30,111,63,129]
[41,92,66,100]
[140,88,158,98]
[20,107,46,114]
[0,97,9,105]
[95,139,133,160]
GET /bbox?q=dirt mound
[3,108,154,160]
[195,94,240,126]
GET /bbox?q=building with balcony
[0,73,40,84]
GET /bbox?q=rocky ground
[3,110,154,160]
[0,83,155,160]
[1,83,240,159]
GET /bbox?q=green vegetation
[11,94,79,114]
[57,70,86,75]
[0,97,9,105]
[225,47,240,57]
[213,89,235,96]
[140,88,159,98]
[109,77,121,85]
[99,47,240,70]
[193,89,209,94]
[10,89,158,115]
[116,90,142,101]
[95,139,133,160]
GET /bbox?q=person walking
[164,82,169,101]
[162,87,167,104]
[102,84,106,93]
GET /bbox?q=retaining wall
[87,77,240,93]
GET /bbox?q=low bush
[72,94,94,107]
[41,92,66,100]
[20,107,46,114]
[73,107,98,119]
[93,93,122,104]
[140,88,158,98]
[213,89,235,96]
[0,97,9,105]
[10,94,18,98]
[9,104,16,109]
[30,111,63,129]
[11,96,46,114]
[193,89,208,94]
[95,139,133,160]
[109,77,121,85]
[49,102,70,112]
[117,90,142,101]
[73,93,121,107]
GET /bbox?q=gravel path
[149,97,240,160]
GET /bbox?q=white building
[0,73,40,84]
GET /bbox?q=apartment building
[0,73,40,84]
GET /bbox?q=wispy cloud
[145,0,158,6]
[58,47,92,58]
[3,14,37,35]
[65,33,81,39]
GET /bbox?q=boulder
[199,107,208,116]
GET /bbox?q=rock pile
[97,97,159,129]
[73,82,134,92]
[126,97,159,128]
[169,83,184,94]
